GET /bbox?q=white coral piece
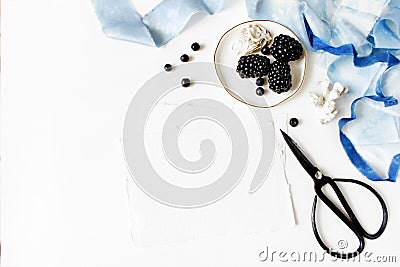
[330,82,348,100]
[310,91,325,108]
[309,78,347,124]
[232,24,272,56]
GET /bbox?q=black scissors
[280,130,388,259]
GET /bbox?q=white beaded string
[231,23,272,56]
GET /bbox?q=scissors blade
[280,130,319,180]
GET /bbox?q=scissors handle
[312,195,365,259]
[311,176,388,258]
[332,178,388,238]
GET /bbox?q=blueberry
[261,45,270,55]
[164,63,172,72]
[191,42,200,51]
[256,87,265,96]
[180,54,189,62]
[181,78,191,87]
[289,118,299,127]
[256,77,265,86]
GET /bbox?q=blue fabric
[304,15,400,182]
[246,0,400,182]
[91,0,223,47]
[338,97,399,182]
[371,4,400,49]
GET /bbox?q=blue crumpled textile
[372,0,400,49]
[247,0,400,182]
[91,0,223,47]
[304,15,400,181]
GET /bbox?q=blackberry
[268,60,292,94]
[236,54,270,79]
[270,34,303,62]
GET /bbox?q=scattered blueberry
[180,54,189,62]
[181,78,191,87]
[289,118,299,127]
[255,77,265,86]
[164,63,172,72]
[256,87,265,96]
[191,42,200,51]
[261,45,270,55]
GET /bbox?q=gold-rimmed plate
[214,20,306,108]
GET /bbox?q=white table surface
[2,0,399,266]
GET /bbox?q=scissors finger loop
[333,178,388,239]
[311,196,365,259]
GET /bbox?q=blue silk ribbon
[304,15,400,182]
[91,0,223,47]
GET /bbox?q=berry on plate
[256,87,265,96]
[268,60,292,94]
[236,54,270,79]
[270,34,303,62]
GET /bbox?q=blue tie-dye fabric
[246,0,400,182]
[91,0,223,47]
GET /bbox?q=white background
[2,0,399,266]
